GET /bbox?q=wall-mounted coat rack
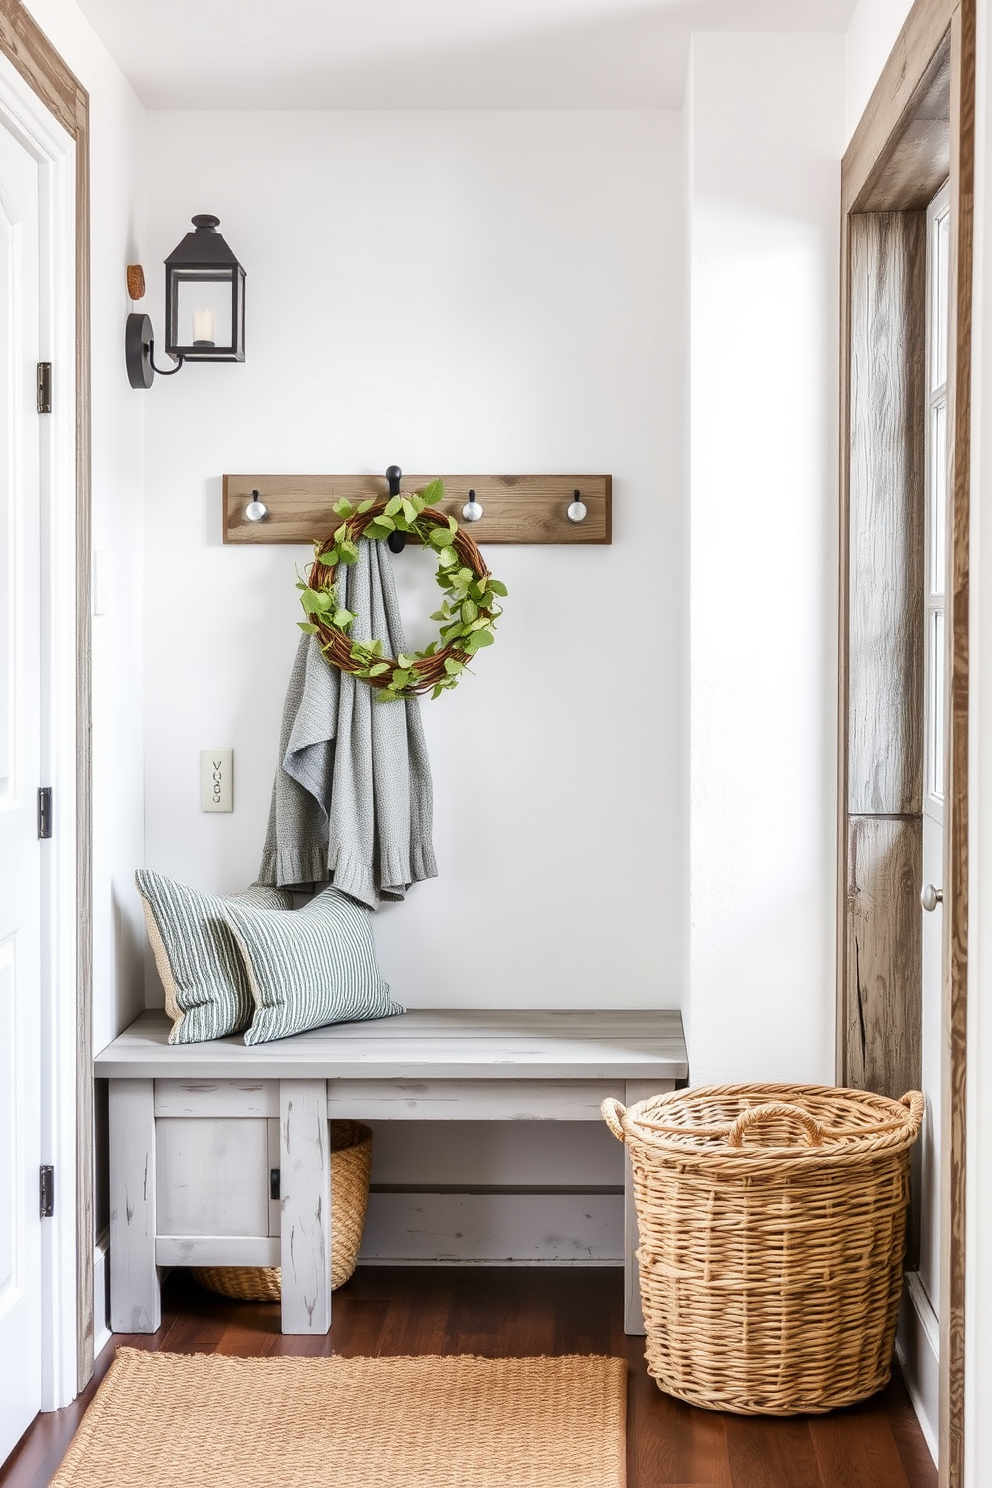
[223,471,612,546]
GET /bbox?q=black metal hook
[386,465,406,553]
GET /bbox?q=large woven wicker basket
[192,1120,372,1302]
[602,1083,924,1416]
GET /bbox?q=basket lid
[603,1082,924,1164]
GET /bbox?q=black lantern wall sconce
[126,214,246,389]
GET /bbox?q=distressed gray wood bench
[94,1008,687,1338]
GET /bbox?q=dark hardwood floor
[0,1267,937,1488]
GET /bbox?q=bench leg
[624,1079,674,1336]
[624,1147,646,1335]
[279,1079,331,1334]
[108,1078,161,1333]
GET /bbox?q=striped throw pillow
[224,886,404,1045]
[136,870,293,1044]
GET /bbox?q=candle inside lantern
[192,308,215,346]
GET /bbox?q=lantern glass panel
[170,270,235,353]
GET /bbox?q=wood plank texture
[326,1078,627,1121]
[223,472,612,545]
[107,1081,160,1334]
[279,1080,331,1334]
[358,1191,622,1263]
[95,1009,689,1083]
[941,8,974,1482]
[848,211,926,816]
[856,37,952,212]
[840,5,975,1484]
[843,0,956,213]
[155,1236,280,1267]
[846,816,922,1098]
[155,1118,270,1237]
[153,1079,279,1118]
[0,1268,937,1488]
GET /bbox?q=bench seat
[95,1008,688,1337]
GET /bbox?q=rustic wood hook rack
[223,471,612,546]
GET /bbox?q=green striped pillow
[136,870,293,1044]
[224,886,404,1045]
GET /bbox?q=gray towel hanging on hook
[258,539,438,909]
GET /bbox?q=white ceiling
[74,0,858,110]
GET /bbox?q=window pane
[931,399,947,595]
[934,209,949,391]
[930,608,945,801]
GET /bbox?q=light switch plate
[200,748,233,812]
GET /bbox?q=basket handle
[601,1098,627,1142]
[727,1102,825,1148]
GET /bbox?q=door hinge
[38,786,53,839]
[37,362,52,415]
[40,1165,55,1219]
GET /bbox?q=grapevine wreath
[298,479,507,701]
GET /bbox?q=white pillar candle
[192,308,215,345]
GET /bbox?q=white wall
[844,0,914,144]
[141,109,685,1016]
[137,108,683,1227]
[686,33,843,1086]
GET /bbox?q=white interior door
[919,182,950,1331]
[0,99,44,1463]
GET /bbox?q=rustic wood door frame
[0,0,93,1394]
[839,1,974,1483]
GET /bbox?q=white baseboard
[93,1232,111,1357]
[895,1270,939,1465]
[358,1190,623,1264]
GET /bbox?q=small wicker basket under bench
[95,1008,688,1337]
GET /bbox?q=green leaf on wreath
[437,546,457,568]
[384,495,402,518]
[332,608,356,629]
[401,499,417,524]
[358,499,375,513]
[298,622,318,634]
[461,599,478,624]
[332,499,353,518]
[444,658,465,676]
[489,579,508,597]
[420,479,444,506]
[368,662,390,677]
[338,541,359,564]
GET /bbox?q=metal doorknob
[921,884,943,912]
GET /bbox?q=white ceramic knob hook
[245,489,268,523]
[462,489,483,522]
[567,488,587,523]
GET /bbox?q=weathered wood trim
[843,0,957,213]
[840,3,974,1483]
[0,0,92,1395]
[940,6,974,1480]
[845,815,923,1097]
[848,212,927,816]
[856,36,952,213]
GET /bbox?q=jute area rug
[51,1348,627,1488]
